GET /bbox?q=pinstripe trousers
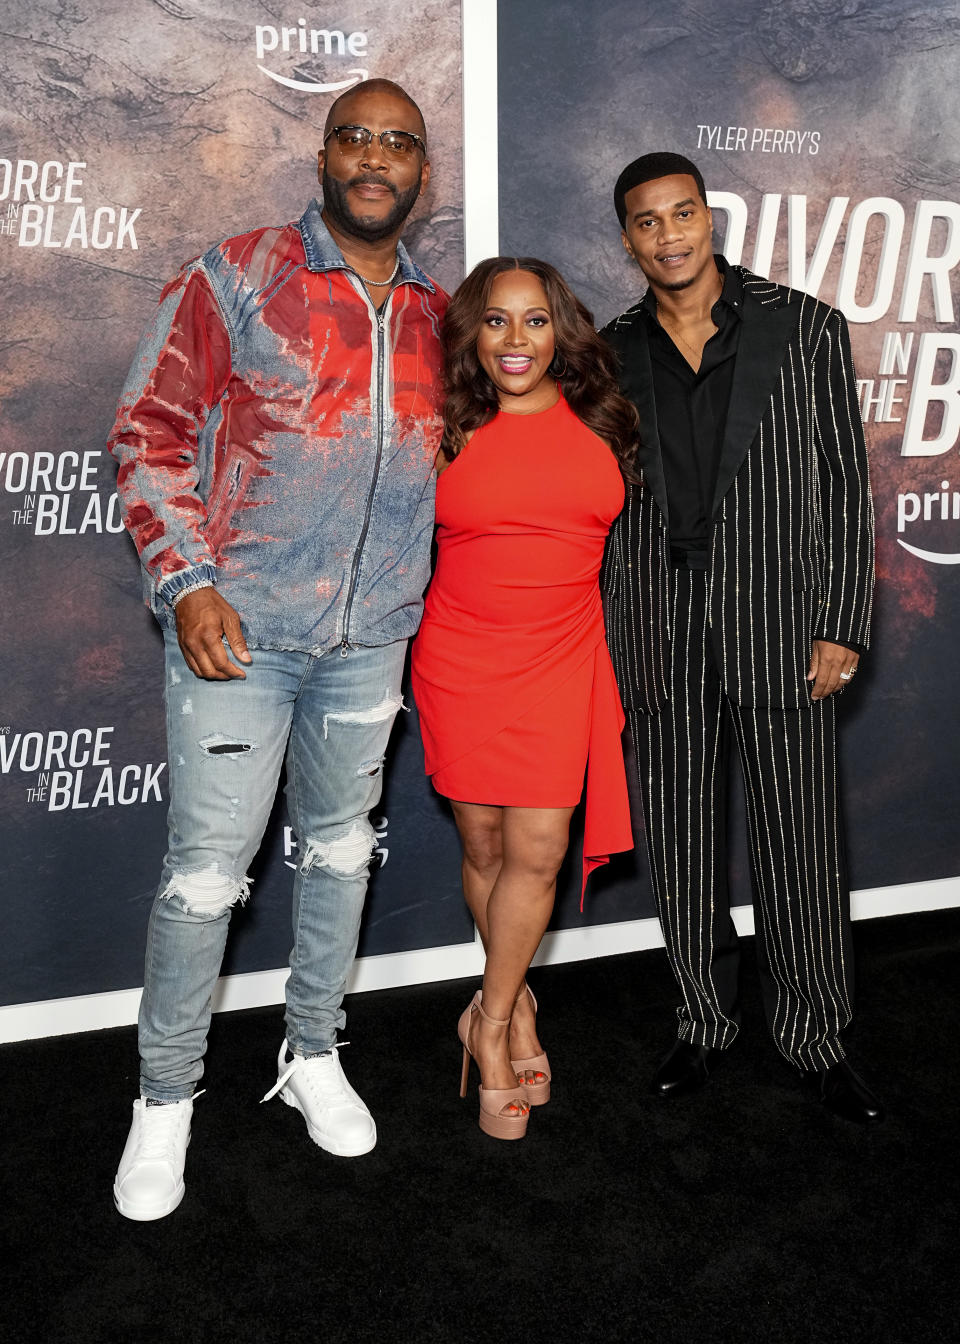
[629,569,854,1071]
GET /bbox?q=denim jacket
[108,199,447,653]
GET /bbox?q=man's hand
[807,639,859,701]
[175,588,252,680]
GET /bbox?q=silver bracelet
[171,580,215,608]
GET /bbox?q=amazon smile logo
[897,481,960,564]
[255,20,368,93]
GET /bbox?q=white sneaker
[113,1096,195,1221]
[261,1041,376,1157]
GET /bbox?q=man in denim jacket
[108,80,447,1221]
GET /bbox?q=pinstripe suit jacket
[601,267,875,712]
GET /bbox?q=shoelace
[138,1090,204,1157]
[260,1044,350,1105]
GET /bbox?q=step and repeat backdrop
[2,0,958,1036]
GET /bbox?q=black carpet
[3,908,958,1344]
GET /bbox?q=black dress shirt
[642,256,743,553]
[640,259,862,655]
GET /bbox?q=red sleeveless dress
[410,396,632,896]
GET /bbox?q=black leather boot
[650,1040,724,1097]
[803,1058,885,1124]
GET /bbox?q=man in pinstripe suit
[601,153,883,1124]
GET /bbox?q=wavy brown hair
[441,257,639,476]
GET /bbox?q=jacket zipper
[341,302,386,655]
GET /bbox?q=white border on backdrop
[2,878,958,1041]
[462,0,499,266]
[3,0,958,1044]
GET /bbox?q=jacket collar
[298,197,436,292]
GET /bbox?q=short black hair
[614,152,707,227]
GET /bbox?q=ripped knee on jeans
[160,864,251,917]
[300,820,377,878]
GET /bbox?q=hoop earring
[548,350,568,377]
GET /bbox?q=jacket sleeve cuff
[157,563,218,608]
[813,627,868,656]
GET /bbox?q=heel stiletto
[511,983,552,1106]
[458,991,530,1140]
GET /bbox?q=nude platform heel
[458,991,530,1140]
[511,983,552,1106]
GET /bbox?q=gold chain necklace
[655,271,724,364]
[656,303,705,364]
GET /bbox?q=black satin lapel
[711,296,800,518]
[618,322,669,525]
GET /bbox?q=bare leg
[450,800,503,945]
[450,801,548,1074]
[451,799,532,1070]
[450,802,573,1097]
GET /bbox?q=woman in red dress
[411,258,638,1139]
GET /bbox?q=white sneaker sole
[279,1085,377,1157]
[113,1177,186,1222]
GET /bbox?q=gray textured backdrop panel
[498,0,960,897]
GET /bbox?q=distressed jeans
[138,630,407,1100]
